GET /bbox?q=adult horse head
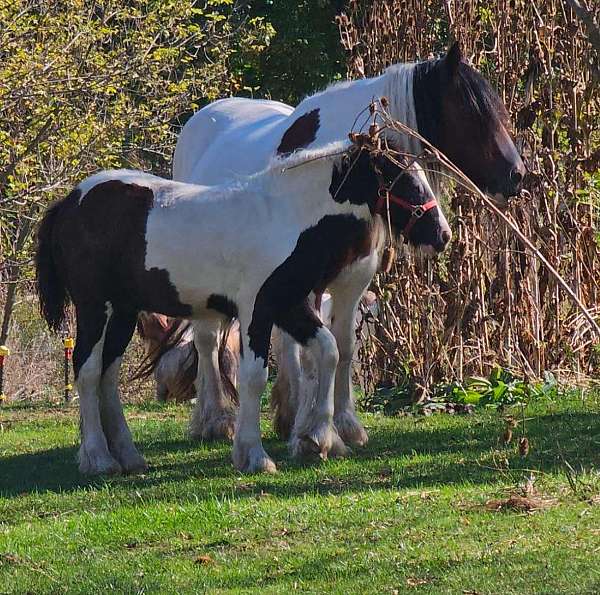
[409,42,525,203]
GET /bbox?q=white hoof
[189,408,237,442]
[232,442,277,474]
[78,446,122,476]
[334,410,368,446]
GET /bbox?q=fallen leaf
[485,495,556,512]
[194,554,215,565]
[406,577,428,587]
[519,437,530,457]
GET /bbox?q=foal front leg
[232,314,276,473]
[278,303,347,460]
[270,329,302,441]
[328,254,378,446]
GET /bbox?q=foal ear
[444,41,462,76]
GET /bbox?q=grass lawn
[1,391,600,594]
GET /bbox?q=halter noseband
[375,188,438,239]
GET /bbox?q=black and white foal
[36,141,449,474]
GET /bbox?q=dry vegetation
[0,1,598,403]
[339,0,600,395]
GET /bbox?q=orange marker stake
[0,345,9,404]
[63,337,74,402]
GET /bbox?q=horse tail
[218,319,239,405]
[35,194,72,331]
[132,316,239,405]
[131,318,193,383]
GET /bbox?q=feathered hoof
[189,410,236,442]
[232,442,277,474]
[290,423,349,461]
[78,446,122,476]
[117,450,148,475]
[334,411,369,447]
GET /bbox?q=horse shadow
[1,408,598,500]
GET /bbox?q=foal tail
[35,194,71,331]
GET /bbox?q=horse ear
[444,41,462,76]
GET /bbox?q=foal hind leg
[99,309,147,474]
[189,318,237,441]
[280,303,347,461]
[75,302,122,475]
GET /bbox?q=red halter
[374,189,438,238]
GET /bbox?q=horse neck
[294,65,422,156]
[294,76,387,145]
[265,156,371,226]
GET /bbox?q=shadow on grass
[1,406,598,501]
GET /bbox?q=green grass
[1,393,600,594]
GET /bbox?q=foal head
[330,145,451,255]
[412,43,525,204]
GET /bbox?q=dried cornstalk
[343,0,600,394]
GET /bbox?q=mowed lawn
[1,392,600,594]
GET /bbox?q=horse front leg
[232,310,276,473]
[328,253,378,446]
[270,329,302,441]
[189,318,237,441]
[277,302,347,461]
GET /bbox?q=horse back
[173,97,294,185]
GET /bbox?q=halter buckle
[412,205,426,219]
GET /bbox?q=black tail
[35,196,70,331]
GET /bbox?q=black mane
[412,56,509,146]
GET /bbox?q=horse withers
[35,140,449,475]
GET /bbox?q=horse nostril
[510,168,523,186]
[442,230,452,245]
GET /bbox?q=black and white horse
[36,141,450,474]
[172,43,525,446]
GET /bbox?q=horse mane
[454,62,510,129]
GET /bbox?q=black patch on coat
[329,147,379,206]
[328,146,449,250]
[101,309,138,374]
[412,54,509,150]
[206,294,239,320]
[38,180,193,376]
[248,214,373,363]
[276,109,320,155]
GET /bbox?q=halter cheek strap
[375,190,438,239]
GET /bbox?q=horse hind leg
[75,302,122,475]
[99,308,147,474]
[270,329,302,441]
[189,318,237,441]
